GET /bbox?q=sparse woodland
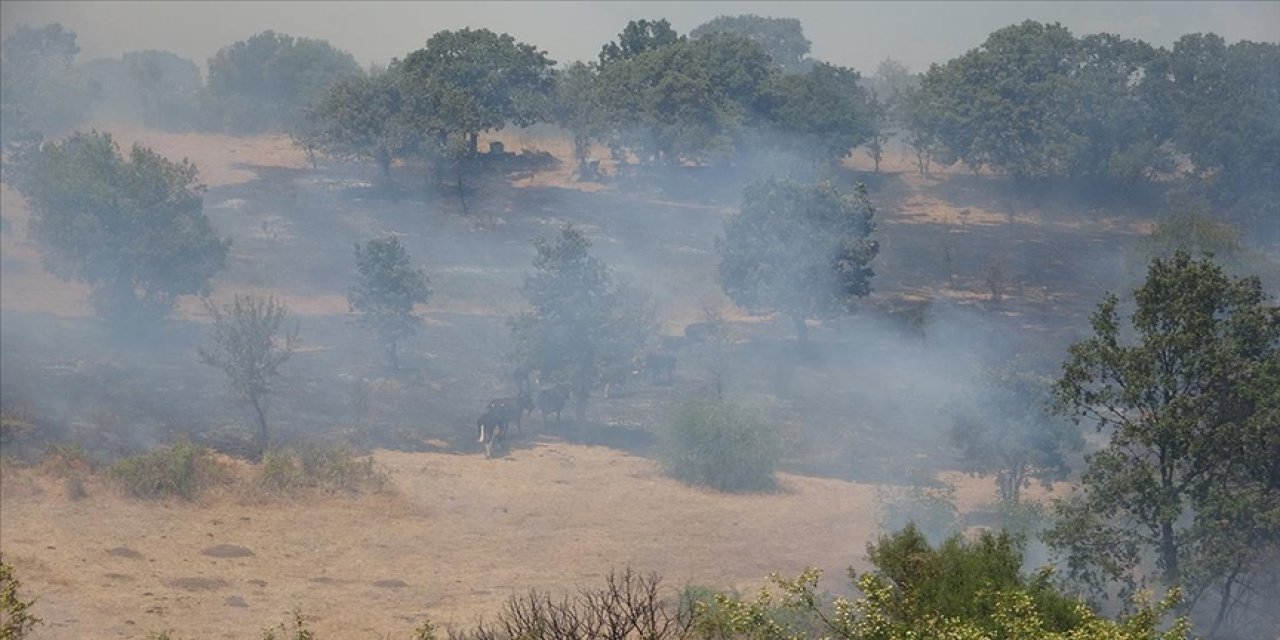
[1,9,1277,640]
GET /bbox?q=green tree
[951,368,1083,505]
[659,396,781,493]
[1147,35,1280,230]
[4,131,230,323]
[598,18,681,67]
[509,226,654,422]
[551,61,608,177]
[199,295,300,461]
[718,179,879,344]
[597,33,774,166]
[298,69,418,184]
[690,14,812,73]
[761,62,878,166]
[348,235,431,371]
[1044,252,1280,619]
[399,28,556,157]
[0,556,41,639]
[910,21,1166,182]
[80,50,203,131]
[0,23,94,145]
[204,30,362,134]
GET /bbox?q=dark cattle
[645,352,676,385]
[487,392,534,433]
[476,409,507,458]
[536,387,569,424]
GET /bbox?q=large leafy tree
[1146,35,1280,230]
[509,226,654,422]
[348,235,431,371]
[299,69,417,184]
[1044,252,1279,628]
[399,28,556,157]
[597,33,774,166]
[690,14,812,73]
[551,61,608,176]
[598,19,681,67]
[761,61,878,165]
[718,179,879,344]
[0,23,94,145]
[909,21,1165,181]
[5,131,230,323]
[204,30,362,134]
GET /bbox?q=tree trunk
[792,315,809,345]
[250,395,268,462]
[1210,563,1241,637]
[456,161,469,215]
[468,132,479,156]
[1160,519,1180,585]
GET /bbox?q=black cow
[476,408,507,458]
[487,392,534,434]
[536,387,569,424]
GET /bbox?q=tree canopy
[204,30,362,134]
[0,23,94,145]
[509,226,654,421]
[690,14,812,73]
[5,131,230,323]
[1045,252,1279,630]
[299,69,418,183]
[349,235,431,371]
[718,179,879,343]
[598,19,681,67]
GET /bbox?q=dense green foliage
[1045,252,1279,627]
[761,62,878,165]
[399,28,556,158]
[198,295,300,460]
[690,14,812,73]
[297,70,417,181]
[719,179,878,342]
[4,131,230,323]
[0,23,94,145]
[951,368,1082,504]
[255,445,388,496]
[82,50,203,130]
[509,226,654,422]
[659,396,781,493]
[598,18,682,67]
[348,235,431,370]
[909,21,1166,182]
[204,30,362,134]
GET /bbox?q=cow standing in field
[476,408,507,458]
[536,386,569,424]
[487,392,534,434]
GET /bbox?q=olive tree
[348,235,431,370]
[198,295,300,461]
[718,179,879,344]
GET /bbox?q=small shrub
[659,397,780,493]
[259,609,315,640]
[109,442,228,500]
[1,556,41,639]
[252,445,388,496]
[40,443,95,500]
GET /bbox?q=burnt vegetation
[0,8,1277,640]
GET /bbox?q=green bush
[659,397,780,492]
[1,556,41,639]
[109,442,228,500]
[254,445,388,496]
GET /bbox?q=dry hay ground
[0,443,988,639]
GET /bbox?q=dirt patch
[224,595,249,608]
[202,544,255,558]
[373,579,408,589]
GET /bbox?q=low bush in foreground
[254,445,389,496]
[658,396,780,492]
[1,556,41,639]
[109,441,228,500]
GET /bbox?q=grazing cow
[536,386,569,424]
[645,352,676,385]
[476,409,507,458]
[487,392,534,433]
